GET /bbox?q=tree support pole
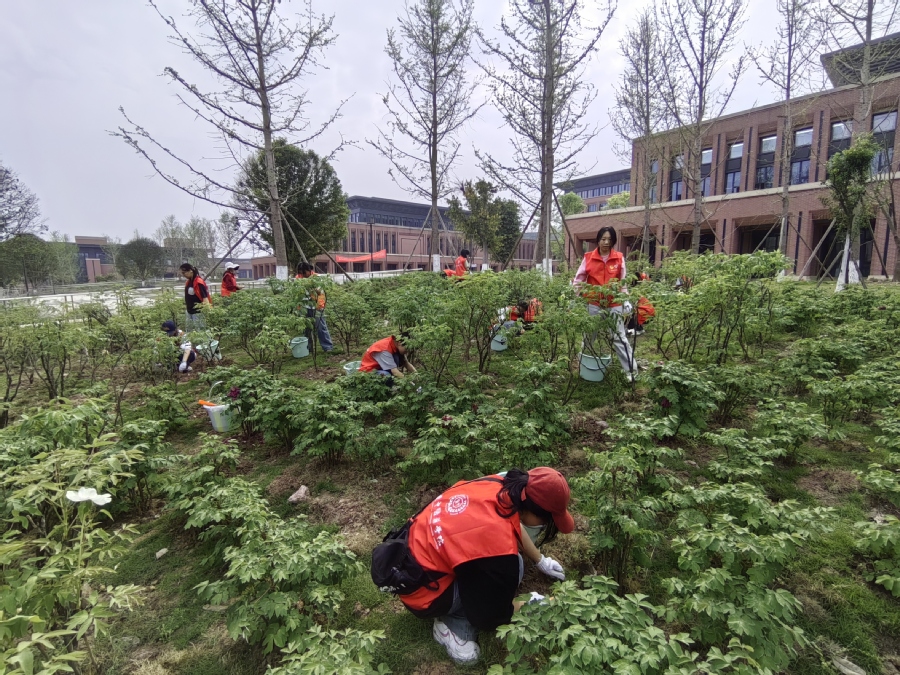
[282,210,355,284]
[502,204,541,271]
[796,219,835,279]
[401,206,434,272]
[205,211,267,279]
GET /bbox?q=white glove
[623,301,634,314]
[528,591,547,605]
[178,361,188,372]
[536,555,565,580]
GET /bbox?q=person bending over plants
[161,320,196,373]
[573,226,637,382]
[379,467,573,666]
[358,332,417,383]
[179,263,211,331]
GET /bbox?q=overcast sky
[0,0,788,243]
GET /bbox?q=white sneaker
[433,619,480,665]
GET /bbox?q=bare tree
[113,0,344,280]
[214,212,249,258]
[477,0,616,273]
[750,0,824,257]
[659,0,748,254]
[819,0,900,278]
[0,160,44,242]
[101,235,123,277]
[612,8,670,263]
[154,215,217,274]
[369,0,480,272]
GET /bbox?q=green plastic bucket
[289,337,309,358]
[491,334,508,352]
[343,360,362,375]
[203,404,234,433]
[196,340,220,362]
[579,353,612,382]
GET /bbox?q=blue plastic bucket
[343,360,362,375]
[289,337,309,358]
[491,334,508,352]
[579,353,612,382]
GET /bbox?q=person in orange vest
[572,227,636,381]
[220,262,241,298]
[295,262,333,352]
[394,467,574,665]
[449,249,470,277]
[625,273,655,336]
[179,263,211,332]
[358,333,417,380]
[509,298,542,327]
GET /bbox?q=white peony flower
[65,487,113,506]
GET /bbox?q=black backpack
[370,477,503,595]
[370,519,445,595]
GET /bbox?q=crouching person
[377,468,574,666]
[161,320,196,373]
[358,333,417,383]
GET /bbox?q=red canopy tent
[334,249,387,263]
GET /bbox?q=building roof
[821,31,900,87]
[555,169,631,191]
[346,195,453,215]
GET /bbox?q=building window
[755,165,774,190]
[794,128,813,147]
[351,231,356,252]
[587,203,599,212]
[760,135,777,154]
[670,180,683,201]
[651,159,659,173]
[873,148,894,173]
[725,171,741,194]
[673,154,684,169]
[392,234,397,254]
[649,186,657,203]
[874,111,898,133]
[729,142,743,159]
[831,121,852,141]
[701,148,712,165]
[790,159,810,184]
[701,176,711,196]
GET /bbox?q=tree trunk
[430,36,441,273]
[254,8,288,279]
[691,138,702,254]
[535,0,554,276]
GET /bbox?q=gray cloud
[0,0,778,241]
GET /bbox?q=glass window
[670,180,683,201]
[760,135,777,154]
[729,142,744,159]
[790,159,810,184]
[725,171,741,194]
[872,148,895,173]
[587,203,599,212]
[701,149,713,165]
[794,128,813,147]
[831,121,852,141]
[649,186,657,203]
[392,234,397,254]
[701,176,711,196]
[673,154,684,169]
[651,160,659,173]
[351,231,356,252]
[755,165,774,190]
[874,111,898,133]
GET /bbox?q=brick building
[251,195,541,278]
[558,169,631,212]
[564,37,900,279]
[74,236,116,283]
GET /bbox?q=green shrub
[645,360,722,437]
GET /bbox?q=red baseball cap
[525,467,575,534]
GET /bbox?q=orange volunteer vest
[359,336,399,372]
[401,477,521,612]
[580,249,625,307]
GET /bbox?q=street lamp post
[368,217,374,279]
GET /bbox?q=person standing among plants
[295,262,334,353]
[220,262,241,298]
[386,467,573,666]
[180,263,211,331]
[573,227,636,381]
[358,333,417,380]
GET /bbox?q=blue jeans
[306,308,334,352]
[442,554,524,642]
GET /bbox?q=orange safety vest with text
[359,336,399,372]
[579,249,625,307]
[400,476,520,612]
[454,256,468,277]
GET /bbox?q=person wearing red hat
[396,467,574,665]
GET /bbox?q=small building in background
[74,236,116,283]
[557,169,632,212]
